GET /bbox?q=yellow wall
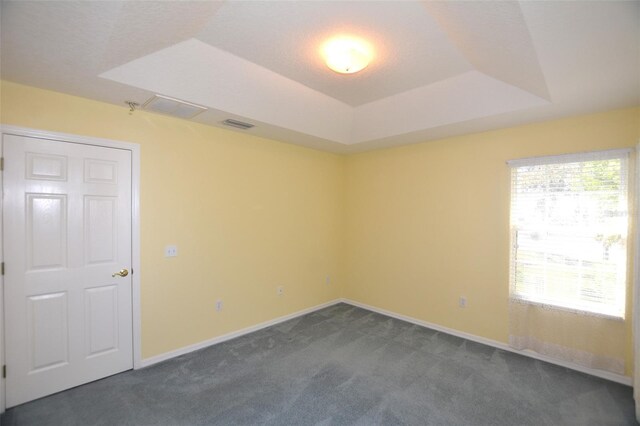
[0,81,345,358]
[2,80,639,374]
[344,106,640,374]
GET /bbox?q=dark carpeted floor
[2,303,636,425]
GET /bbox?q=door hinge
[3,365,6,379]
[1,262,4,275]
[0,157,3,171]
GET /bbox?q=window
[509,149,630,318]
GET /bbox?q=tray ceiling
[1,1,638,152]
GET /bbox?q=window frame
[508,148,632,319]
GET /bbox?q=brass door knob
[112,268,129,278]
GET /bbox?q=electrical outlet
[277,285,284,296]
[459,296,467,308]
[164,245,178,257]
[325,275,331,285]
[215,299,223,312]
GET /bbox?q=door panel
[28,292,69,371]
[84,159,118,184]
[84,285,119,357]
[4,134,133,407]
[26,152,67,181]
[27,194,68,270]
[85,196,117,264]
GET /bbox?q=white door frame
[635,141,640,421]
[0,125,142,413]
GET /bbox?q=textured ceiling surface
[1,1,638,153]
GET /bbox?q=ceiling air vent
[143,95,207,119]
[223,119,255,130]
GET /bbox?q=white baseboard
[138,297,632,387]
[138,299,343,368]
[341,298,632,386]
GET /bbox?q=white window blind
[508,149,630,318]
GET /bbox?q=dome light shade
[322,37,373,74]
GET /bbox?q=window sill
[509,296,625,321]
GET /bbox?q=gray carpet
[1,303,636,425]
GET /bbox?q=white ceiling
[1,1,638,153]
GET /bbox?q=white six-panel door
[4,134,133,407]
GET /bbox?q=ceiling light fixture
[321,36,373,74]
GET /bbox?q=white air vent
[143,95,207,119]
[222,119,255,130]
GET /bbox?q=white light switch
[165,245,178,257]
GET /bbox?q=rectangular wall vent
[222,119,255,130]
[143,95,207,119]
